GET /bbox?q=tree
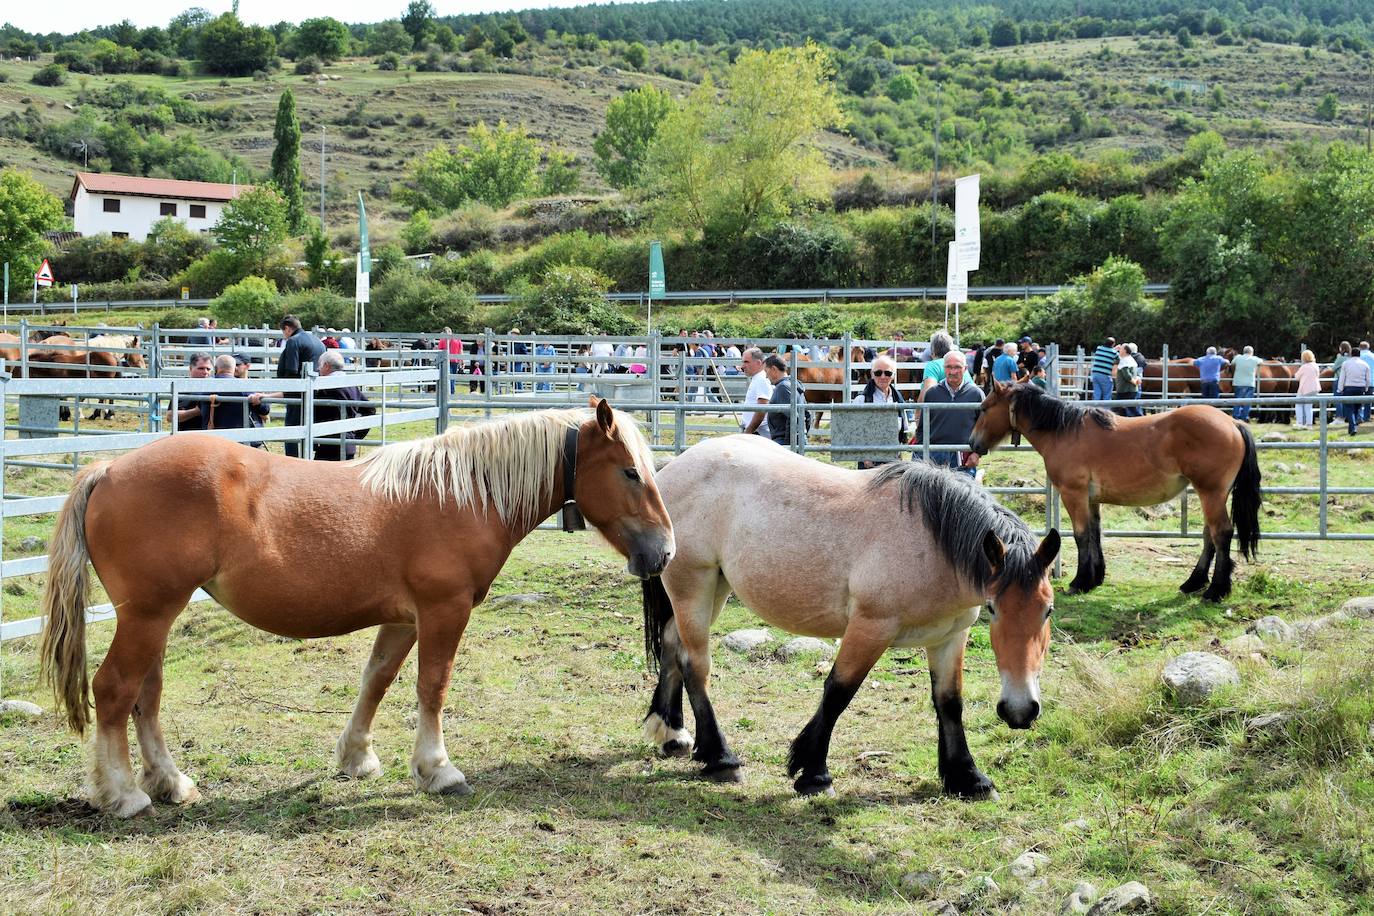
[366,21,412,55]
[0,168,65,301]
[643,44,841,242]
[404,120,541,211]
[401,0,434,45]
[540,147,580,195]
[198,13,276,76]
[624,41,648,70]
[215,185,289,270]
[271,90,304,234]
[303,219,331,287]
[490,26,515,57]
[1317,92,1339,121]
[990,19,1020,47]
[593,84,675,189]
[462,25,486,51]
[295,17,351,62]
[885,72,916,102]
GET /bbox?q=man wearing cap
[1016,336,1038,381]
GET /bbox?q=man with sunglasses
[919,349,982,479]
[850,354,906,469]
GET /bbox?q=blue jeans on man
[1233,385,1255,421]
[1091,373,1113,402]
[1201,380,1220,401]
[929,449,976,479]
[1346,386,1369,434]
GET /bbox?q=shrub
[295,55,324,76]
[377,52,401,71]
[143,217,211,278]
[1023,256,1157,348]
[212,276,280,328]
[500,265,633,334]
[401,210,433,254]
[430,249,501,293]
[738,220,859,288]
[278,288,354,328]
[49,234,142,284]
[369,268,476,332]
[760,305,875,340]
[31,64,67,86]
[176,248,252,297]
[153,308,202,328]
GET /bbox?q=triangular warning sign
[35,259,55,287]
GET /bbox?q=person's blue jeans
[928,449,976,478]
[1091,373,1113,402]
[1233,385,1255,421]
[1201,380,1220,401]
[1346,386,1369,433]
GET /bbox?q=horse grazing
[40,401,674,817]
[639,436,1059,798]
[970,383,1261,601]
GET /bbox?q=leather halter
[560,425,586,532]
[1007,393,1018,434]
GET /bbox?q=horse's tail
[641,575,675,675]
[39,461,108,734]
[1231,422,1262,562]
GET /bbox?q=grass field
[1,406,1372,914]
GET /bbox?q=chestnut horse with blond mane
[40,401,673,817]
[970,383,1260,601]
[639,435,1059,798]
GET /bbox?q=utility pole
[319,124,326,228]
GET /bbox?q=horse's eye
[984,601,996,619]
[1045,604,1054,619]
[623,468,641,482]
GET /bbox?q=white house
[70,172,251,242]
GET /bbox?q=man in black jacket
[763,354,806,449]
[312,350,376,461]
[920,349,983,479]
[250,315,325,457]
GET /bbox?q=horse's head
[969,382,1015,455]
[122,338,146,370]
[574,398,675,579]
[983,528,1060,729]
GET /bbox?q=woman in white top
[850,354,907,468]
[1293,349,1320,428]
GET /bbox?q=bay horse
[796,345,867,429]
[40,401,674,817]
[638,436,1059,798]
[970,383,1260,601]
[24,334,145,420]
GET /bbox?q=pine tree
[271,90,304,234]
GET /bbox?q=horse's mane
[1010,383,1115,434]
[357,407,654,524]
[866,462,1043,595]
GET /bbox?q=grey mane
[866,462,1042,594]
[1011,383,1115,434]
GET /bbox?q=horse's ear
[982,531,1005,572]
[1035,529,1061,569]
[586,393,599,409]
[996,380,1013,396]
[595,398,616,436]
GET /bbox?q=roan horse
[40,401,674,817]
[638,435,1059,798]
[970,383,1261,601]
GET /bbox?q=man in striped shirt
[1090,336,1118,402]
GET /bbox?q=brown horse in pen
[796,345,868,428]
[970,383,1261,601]
[40,401,673,817]
[22,334,146,419]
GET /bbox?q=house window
[160,202,177,216]
[103,198,121,213]
[190,204,207,218]
[112,232,129,239]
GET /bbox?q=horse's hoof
[142,770,199,805]
[1179,577,1209,595]
[702,759,744,783]
[662,738,693,758]
[793,772,833,796]
[944,773,998,801]
[1201,587,1230,603]
[438,778,474,796]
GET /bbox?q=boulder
[0,700,44,718]
[926,901,959,916]
[1249,615,1294,641]
[1223,633,1265,655]
[1271,461,1291,474]
[721,628,773,653]
[1245,711,1290,738]
[1341,596,1374,619]
[19,535,45,552]
[900,871,938,893]
[1009,851,1049,879]
[1162,652,1239,704]
[1086,882,1151,914]
[1061,882,1098,915]
[777,637,836,661]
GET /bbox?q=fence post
[841,332,853,401]
[436,355,449,434]
[788,347,802,453]
[1161,343,1170,407]
[483,328,494,420]
[674,349,687,455]
[303,371,316,458]
[650,331,662,446]
[1318,395,1329,537]
[19,318,28,375]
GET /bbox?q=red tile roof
[71,172,252,203]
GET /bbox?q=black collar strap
[561,425,585,532]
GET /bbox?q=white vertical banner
[355,252,370,305]
[945,242,968,304]
[954,173,981,272]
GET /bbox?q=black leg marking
[932,682,995,800]
[679,657,740,777]
[1068,529,1096,594]
[787,670,862,796]
[1180,530,1214,594]
[1203,528,1235,602]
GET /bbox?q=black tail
[1231,421,1262,561]
[641,575,675,674]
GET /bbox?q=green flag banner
[649,240,665,300]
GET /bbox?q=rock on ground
[1086,882,1151,914]
[0,700,44,717]
[1162,652,1239,704]
[776,637,836,661]
[1223,634,1265,655]
[900,871,937,893]
[1062,881,1098,915]
[1249,615,1294,641]
[1341,596,1374,619]
[1009,851,1049,879]
[1260,432,1290,442]
[721,628,773,653]
[19,536,45,552]
[926,901,959,916]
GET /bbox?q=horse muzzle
[996,698,1041,730]
[626,534,674,580]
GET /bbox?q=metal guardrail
[6,283,1172,315]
